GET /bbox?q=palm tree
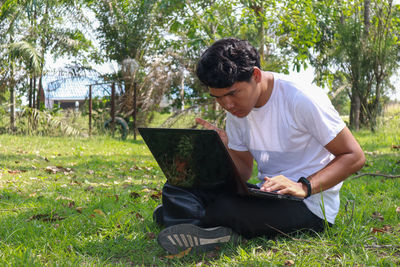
[1,0,94,131]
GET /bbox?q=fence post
[89,85,92,137]
[133,81,137,140]
[111,83,116,135]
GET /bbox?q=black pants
[161,183,328,239]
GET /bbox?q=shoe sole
[157,224,235,254]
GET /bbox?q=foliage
[118,54,187,127]
[144,0,294,123]
[279,0,400,131]
[240,0,291,72]
[0,106,84,136]
[89,0,159,63]
[21,108,83,136]
[332,0,400,131]
[1,0,399,134]
[89,0,189,127]
[0,0,94,108]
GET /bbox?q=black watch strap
[298,177,312,198]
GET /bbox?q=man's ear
[252,67,262,83]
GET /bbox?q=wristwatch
[298,177,312,198]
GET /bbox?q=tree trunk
[370,77,382,132]
[350,91,361,130]
[33,76,37,108]
[251,4,266,60]
[364,0,371,35]
[37,74,45,109]
[10,86,15,131]
[29,77,33,108]
[180,69,185,111]
[9,58,16,131]
[349,0,371,131]
[337,0,345,24]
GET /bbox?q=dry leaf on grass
[284,260,295,266]
[371,211,384,221]
[129,192,140,198]
[129,166,140,171]
[71,180,82,186]
[371,225,393,234]
[123,183,133,189]
[55,196,73,201]
[204,250,220,259]
[45,166,73,174]
[93,209,106,217]
[28,213,65,222]
[151,191,162,200]
[85,186,94,191]
[141,188,151,193]
[165,247,192,259]
[146,232,156,239]
[8,170,26,174]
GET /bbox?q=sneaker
[157,223,240,254]
[153,204,163,226]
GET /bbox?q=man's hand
[195,118,229,147]
[260,175,308,198]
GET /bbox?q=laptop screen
[139,128,238,190]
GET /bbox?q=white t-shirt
[226,73,346,224]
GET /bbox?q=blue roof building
[44,76,110,109]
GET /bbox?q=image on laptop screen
[139,128,237,190]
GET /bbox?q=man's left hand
[260,175,308,198]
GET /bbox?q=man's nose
[220,97,234,109]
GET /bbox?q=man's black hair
[196,38,260,88]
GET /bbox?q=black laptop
[138,127,303,201]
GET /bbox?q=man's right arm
[228,148,253,182]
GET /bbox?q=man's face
[209,77,260,118]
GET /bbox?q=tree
[160,0,243,112]
[1,0,41,129]
[328,0,399,130]
[90,0,160,63]
[1,0,93,106]
[279,0,400,130]
[25,0,93,108]
[240,0,291,72]
[155,0,291,123]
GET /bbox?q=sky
[289,66,400,101]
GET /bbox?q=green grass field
[0,107,399,266]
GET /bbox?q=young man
[155,38,365,254]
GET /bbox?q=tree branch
[350,173,400,179]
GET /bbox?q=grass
[0,107,400,266]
